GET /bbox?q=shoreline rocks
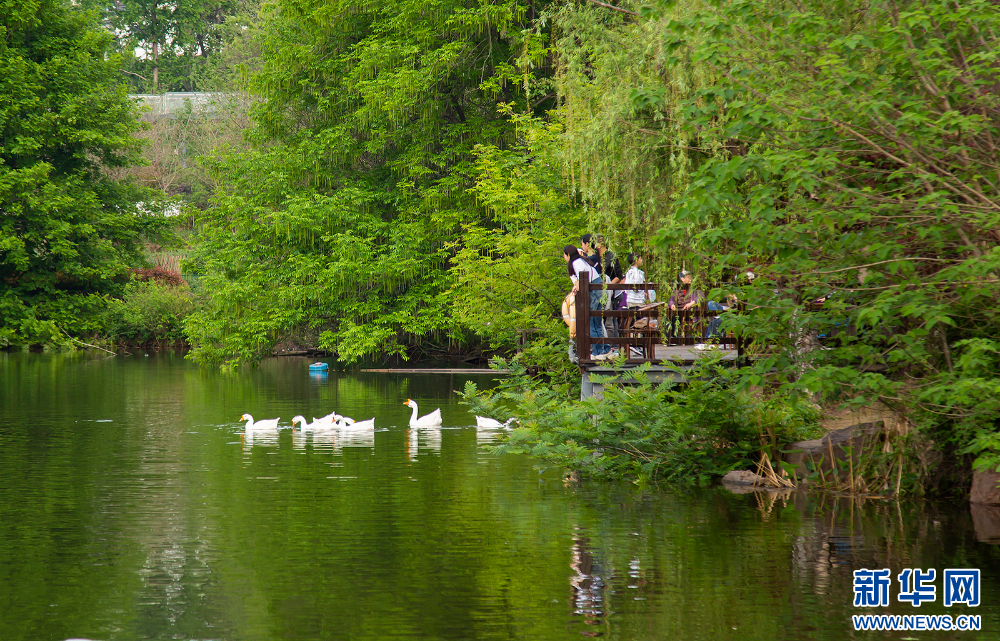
[970,469,1000,506]
[783,421,884,479]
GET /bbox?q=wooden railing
[573,280,744,365]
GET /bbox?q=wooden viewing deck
[573,279,744,398]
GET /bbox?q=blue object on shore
[308,362,329,371]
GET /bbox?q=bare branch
[807,258,955,276]
[584,0,638,17]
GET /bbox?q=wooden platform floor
[654,345,738,360]
[582,345,738,368]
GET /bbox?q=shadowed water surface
[1,352,999,640]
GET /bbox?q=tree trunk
[152,39,159,93]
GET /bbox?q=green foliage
[549,0,714,282]
[506,330,582,393]
[0,0,165,347]
[630,0,1000,478]
[456,0,998,490]
[461,360,822,483]
[80,0,241,92]
[782,426,928,496]
[190,0,263,92]
[447,111,587,347]
[185,0,567,369]
[103,279,198,344]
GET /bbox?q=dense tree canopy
[80,0,240,92]
[653,0,1000,470]
[5,0,999,489]
[184,0,568,368]
[0,0,162,346]
[459,0,1000,490]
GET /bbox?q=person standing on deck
[623,253,656,358]
[580,234,598,266]
[624,254,656,309]
[564,245,611,359]
[591,234,624,345]
[581,233,610,349]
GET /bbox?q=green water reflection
[1,352,998,641]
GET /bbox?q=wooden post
[577,278,590,362]
[737,301,745,362]
[648,303,658,358]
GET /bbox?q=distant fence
[130,93,232,118]
[149,251,185,273]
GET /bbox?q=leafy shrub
[461,357,822,484]
[103,279,197,344]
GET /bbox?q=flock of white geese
[239,398,517,433]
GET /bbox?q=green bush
[461,357,822,484]
[103,279,197,345]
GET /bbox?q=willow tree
[538,0,727,283]
[0,0,159,347]
[186,0,557,368]
[448,111,587,360]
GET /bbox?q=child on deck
[623,254,656,309]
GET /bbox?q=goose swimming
[404,399,442,427]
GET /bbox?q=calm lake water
[1,352,999,641]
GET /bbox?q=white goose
[340,416,375,430]
[241,414,280,430]
[313,413,343,430]
[312,411,339,427]
[291,415,325,431]
[404,399,442,427]
[475,416,517,429]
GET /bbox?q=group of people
[563,234,657,361]
[563,234,755,360]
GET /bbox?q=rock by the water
[783,421,884,479]
[722,470,768,486]
[970,469,1000,506]
[971,503,1000,543]
[721,470,794,494]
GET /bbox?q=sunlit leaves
[447,113,586,345]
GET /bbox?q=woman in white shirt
[563,245,611,357]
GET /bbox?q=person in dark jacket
[591,234,624,344]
